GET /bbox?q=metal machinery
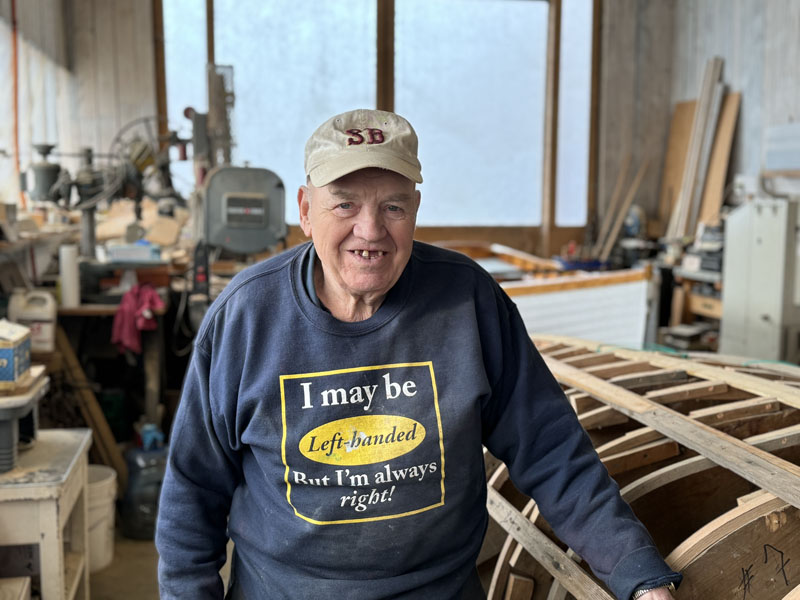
[21,128,176,258]
[192,166,286,296]
[719,197,800,362]
[184,65,287,298]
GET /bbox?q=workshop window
[395,0,549,226]
[163,0,593,229]
[555,0,593,227]
[214,0,377,224]
[163,0,208,197]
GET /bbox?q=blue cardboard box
[0,319,31,389]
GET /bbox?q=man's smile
[349,249,387,260]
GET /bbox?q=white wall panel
[512,280,649,349]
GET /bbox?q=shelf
[64,551,85,600]
[688,293,723,320]
[673,266,722,284]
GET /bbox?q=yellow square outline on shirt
[279,361,445,525]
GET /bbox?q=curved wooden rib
[783,583,800,600]
[666,493,799,599]
[620,425,800,556]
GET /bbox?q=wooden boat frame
[482,335,800,600]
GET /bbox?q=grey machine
[719,197,800,362]
[192,166,287,296]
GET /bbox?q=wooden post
[540,0,561,258]
[206,0,215,65]
[152,0,169,148]
[376,0,395,112]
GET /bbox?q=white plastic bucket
[88,465,117,572]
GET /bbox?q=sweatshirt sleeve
[480,290,681,600]
[156,343,242,599]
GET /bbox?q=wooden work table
[57,299,168,426]
[0,429,92,600]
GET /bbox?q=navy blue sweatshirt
[156,241,680,599]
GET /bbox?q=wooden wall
[0,0,157,204]
[70,0,157,162]
[671,0,800,178]
[596,0,675,226]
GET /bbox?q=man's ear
[298,185,312,238]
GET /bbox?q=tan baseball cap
[304,109,423,187]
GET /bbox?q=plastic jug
[8,289,57,353]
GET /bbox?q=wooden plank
[596,428,665,459]
[644,380,728,403]
[547,347,593,361]
[687,80,725,235]
[56,326,128,493]
[486,500,537,600]
[729,366,799,382]
[608,368,690,391]
[657,101,696,237]
[620,424,800,504]
[376,0,394,112]
[687,291,722,319]
[598,397,782,458]
[533,334,800,412]
[592,153,630,258]
[689,397,782,424]
[667,494,797,599]
[502,268,649,297]
[562,352,619,368]
[539,0,561,258]
[669,282,687,327]
[669,57,723,238]
[698,92,741,226]
[603,439,681,477]
[504,574,535,600]
[578,406,629,430]
[543,355,800,508]
[152,0,169,146]
[486,488,613,600]
[543,549,580,600]
[571,393,603,414]
[736,488,768,507]
[784,584,800,600]
[584,360,654,379]
[598,157,649,262]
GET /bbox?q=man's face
[299,168,421,303]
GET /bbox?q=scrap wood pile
[480,335,800,600]
[590,56,740,264]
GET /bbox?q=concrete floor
[89,533,159,599]
[89,529,232,599]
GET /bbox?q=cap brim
[308,152,422,187]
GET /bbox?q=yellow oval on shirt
[299,415,425,466]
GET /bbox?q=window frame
[155,0,600,256]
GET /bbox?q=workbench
[0,429,92,600]
[58,301,166,426]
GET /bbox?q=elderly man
[156,109,680,599]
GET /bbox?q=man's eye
[337,202,353,210]
[387,205,401,212]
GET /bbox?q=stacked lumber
[481,335,800,600]
[662,58,740,239]
[590,155,650,263]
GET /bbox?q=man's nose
[353,207,385,241]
